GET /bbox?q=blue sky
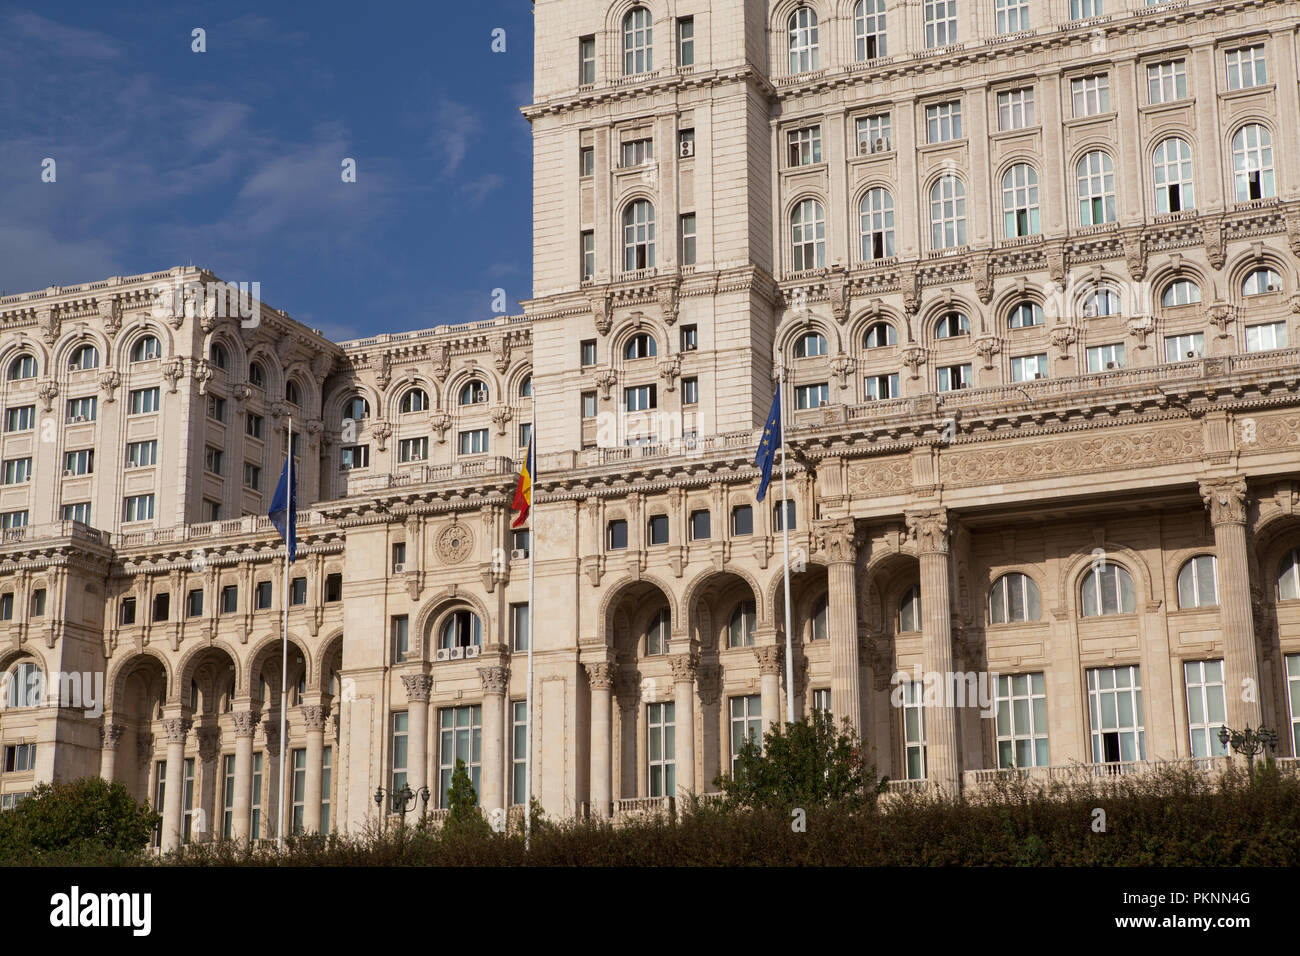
[0,3,535,341]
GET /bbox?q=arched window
[1082,285,1121,317]
[1232,124,1275,201]
[1278,548,1300,601]
[899,584,921,632]
[342,396,369,421]
[989,572,1041,624]
[853,0,887,60]
[285,379,301,405]
[793,332,828,358]
[439,609,482,649]
[7,354,36,381]
[728,601,757,648]
[1161,279,1202,308]
[6,660,42,708]
[209,342,228,370]
[791,199,826,270]
[1008,303,1044,329]
[130,335,161,363]
[646,608,670,655]
[249,362,265,388]
[1076,151,1116,226]
[859,187,895,260]
[622,6,653,76]
[1080,563,1136,616]
[519,375,532,398]
[863,321,897,349]
[622,200,656,271]
[400,388,429,413]
[1177,554,1218,608]
[1153,137,1195,213]
[788,6,819,74]
[458,379,489,405]
[935,311,970,339]
[811,594,828,640]
[68,345,99,371]
[623,333,657,360]
[929,175,966,249]
[1242,267,1282,296]
[1002,163,1040,237]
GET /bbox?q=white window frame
[729,695,763,775]
[1087,665,1145,764]
[1225,44,1267,91]
[647,701,676,797]
[1153,137,1195,213]
[925,101,962,143]
[923,0,957,48]
[995,673,1049,769]
[997,88,1035,131]
[1184,660,1229,757]
[1071,74,1110,117]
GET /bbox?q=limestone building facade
[1,0,1300,847]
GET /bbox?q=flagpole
[277,416,291,853]
[778,354,794,725]
[524,392,535,851]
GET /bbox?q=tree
[714,710,885,812]
[442,759,491,839]
[0,778,159,862]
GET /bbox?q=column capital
[401,673,434,703]
[905,508,949,555]
[232,709,261,738]
[815,517,861,565]
[754,644,784,676]
[669,653,698,684]
[477,665,510,696]
[100,723,124,750]
[584,661,615,690]
[262,720,280,754]
[196,726,222,763]
[161,716,192,744]
[301,704,330,732]
[1199,476,1249,527]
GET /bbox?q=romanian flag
[511,434,534,528]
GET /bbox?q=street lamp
[373,783,431,829]
[1218,724,1279,778]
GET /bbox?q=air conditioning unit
[818,399,829,407]
[1032,373,1045,380]
[464,645,481,659]
[1187,350,1198,358]
[392,562,405,574]
[857,138,872,156]
[679,140,695,158]
[74,415,86,423]
[511,548,529,560]
[448,646,464,660]
[63,469,74,477]
[1266,284,1279,292]
[875,137,889,153]
[956,382,969,389]
[435,648,451,662]
[1106,361,1116,370]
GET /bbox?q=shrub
[0,778,159,864]
[442,759,492,840]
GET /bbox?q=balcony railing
[613,796,675,820]
[963,756,1233,792]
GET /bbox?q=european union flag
[268,458,297,563]
[754,385,781,502]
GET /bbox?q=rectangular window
[787,126,822,167]
[1147,59,1188,104]
[205,499,221,522]
[607,519,629,550]
[398,436,429,463]
[457,429,489,455]
[152,761,166,847]
[0,510,27,531]
[246,413,264,440]
[3,743,36,773]
[679,213,696,266]
[937,364,973,391]
[619,138,653,168]
[580,339,597,367]
[854,113,892,155]
[291,748,306,835]
[62,449,93,476]
[624,385,657,411]
[795,383,830,410]
[813,688,832,716]
[773,499,796,532]
[680,325,698,352]
[123,494,155,522]
[648,514,669,545]
[995,673,1049,769]
[581,231,595,280]
[0,593,13,621]
[321,746,332,833]
[1184,660,1229,757]
[579,35,595,85]
[581,391,598,419]
[61,503,91,523]
[222,753,236,839]
[250,752,262,839]
[325,573,342,602]
[4,406,34,432]
[2,458,31,484]
[206,394,227,423]
[125,440,158,468]
[255,581,273,610]
[677,16,694,67]
[518,423,531,448]
[291,576,307,605]
[511,701,528,806]
[678,128,695,157]
[1010,353,1049,382]
[1086,343,1126,373]
[1071,74,1110,116]
[65,396,97,423]
[864,373,899,401]
[244,462,262,490]
[925,101,962,143]
[220,585,238,614]
[392,542,406,571]
[729,695,763,775]
[511,602,530,652]
[681,377,699,405]
[647,701,676,798]
[1070,0,1102,18]
[186,588,203,617]
[152,592,169,622]
[438,705,483,808]
[341,444,370,469]
[995,0,1029,33]
[511,529,530,554]
[1225,44,1267,90]
[902,681,927,779]
[183,759,197,842]
[997,88,1035,131]
[391,712,409,794]
[129,387,160,415]
[579,146,594,177]
[204,445,224,475]
[731,505,753,536]
[688,509,711,541]
[1286,654,1300,758]
[923,0,958,47]
[30,588,45,617]
[1164,332,1205,361]
[118,595,135,625]
[1246,321,1288,352]
[1087,665,1146,764]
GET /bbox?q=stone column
[160,715,191,852]
[99,723,123,783]
[669,654,697,798]
[301,704,329,834]
[263,718,281,841]
[821,518,863,733]
[232,709,258,844]
[401,674,433,798]
[755,645,784,734]
[907,509,960,796]
[1200,477,1263,730]
[477,666,509,816]
[585,661,614,817]
[196,727,221,843]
